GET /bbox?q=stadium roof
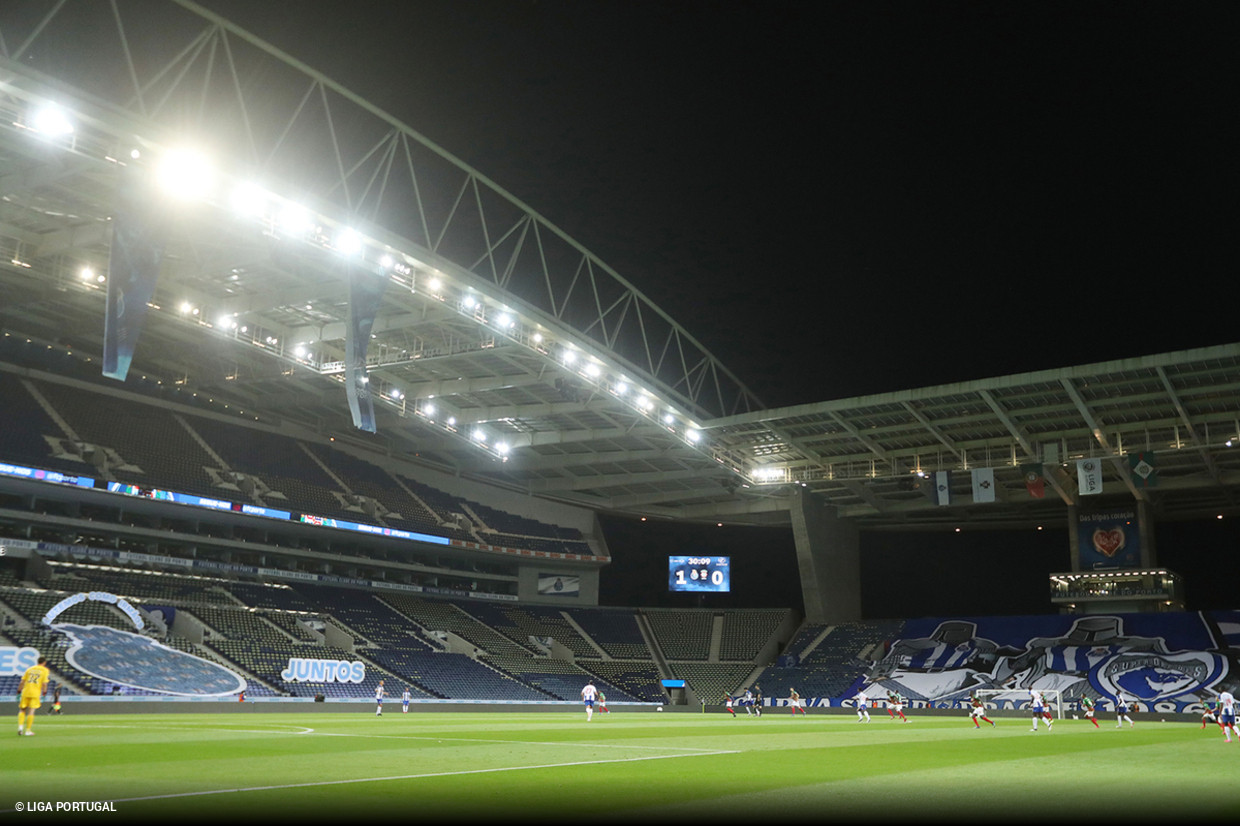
[1,1,1238,531]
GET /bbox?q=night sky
[194,1,1240,616]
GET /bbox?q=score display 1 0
[668,556,730,593]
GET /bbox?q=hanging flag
[971,468,996,503]
[1022,463,1045,499]
[1077,459,1104,496]
[1128,451,1158,488]
[103,164,169,381]
[344,260,389,433]
[933,470,952,506]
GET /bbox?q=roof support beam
[1060,377,1145,501]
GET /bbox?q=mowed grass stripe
[1,712,1232,822]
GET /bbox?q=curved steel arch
[0,0,762,422]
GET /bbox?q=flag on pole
[971,468,996,503]
[1077,459,1104,496]
[1022,463,1045,499]
[1128,452,1158,488]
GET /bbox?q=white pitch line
[54,723,316,736]
[310,730,725,751]
[12,749,741,809]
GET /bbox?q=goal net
[972,688,1064,720]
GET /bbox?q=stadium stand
[645,609,714,661]
[565,607,650,659]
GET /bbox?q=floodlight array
[5,93,763,480]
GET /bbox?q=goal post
[972,688,1064,719]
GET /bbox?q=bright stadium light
[335,229,363,256]
[30,104,74,136]
[155,148,215,201]
[278,203,313,236]
[229,181,268,216]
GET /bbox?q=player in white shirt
[1115,692,1135,728]
[402,687,411,713]
[1029,689,1051,731]
[375,679,385,717]
[1218,690,1237,743]
[854,690,871,722]
[581,681,598,721]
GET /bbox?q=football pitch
[1,709,1235,823]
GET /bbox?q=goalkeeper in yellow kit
[18,655,50,736]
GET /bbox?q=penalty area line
[37,750,742,808]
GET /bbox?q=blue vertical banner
[345,261,388,433]
[1077,508,1141,570]
[103,164,168,381]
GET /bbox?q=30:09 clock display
[668,556,731,593]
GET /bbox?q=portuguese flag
[1022,463,1045,498]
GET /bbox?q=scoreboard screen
[668,556,730,593]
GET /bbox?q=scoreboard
[668,556,730,593]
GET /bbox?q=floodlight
[30,104,73,136]
[335,229,363,256]
[472,429,487,442]
[278,203,313,236]
[230,181,267,216]
[155,148,215,201]
[423,403,436,417]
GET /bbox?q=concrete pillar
[789,487,861,624]
[1137,499,1157,566]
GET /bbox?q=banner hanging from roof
[103,165,169,382]
[344,261,388,433]
[1077,508,1140,570]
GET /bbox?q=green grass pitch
[2,709,1236,823]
